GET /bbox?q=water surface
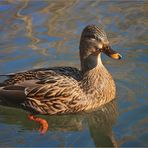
[0,0,147,147]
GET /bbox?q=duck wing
[23,73,85,115]
[0,66,82,86]
[0,67,85,114]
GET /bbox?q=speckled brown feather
[0,67,82,86]
[23,74,87,114]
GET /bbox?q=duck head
[79,25,122,73]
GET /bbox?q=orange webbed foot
[28,115,48,134]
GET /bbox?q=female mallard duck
[0,24,122,114]
[0,25,121,126]
[0,25,121,133]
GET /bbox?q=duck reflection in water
[0,100,118,147]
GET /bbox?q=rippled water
[0,0,147,147]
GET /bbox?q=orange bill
[103,46,122,60]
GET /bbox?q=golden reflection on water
[12,0,79,56]
[14,0,42,52]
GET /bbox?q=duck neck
[81,53,104,74]
[80,54,116,105]
[81,57,107,92]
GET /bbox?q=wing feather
[23,74,86,114]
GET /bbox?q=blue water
[0,0,147,147]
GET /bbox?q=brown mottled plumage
[0,25,122,115]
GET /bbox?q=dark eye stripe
[85,35,96,39]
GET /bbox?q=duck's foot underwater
[28,115,48,134]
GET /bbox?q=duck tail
[0,74,14,87]
[0,74,15,77]
[0,83,4,87]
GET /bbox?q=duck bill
[103,46,122,60]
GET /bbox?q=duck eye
[105,46,110,50]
